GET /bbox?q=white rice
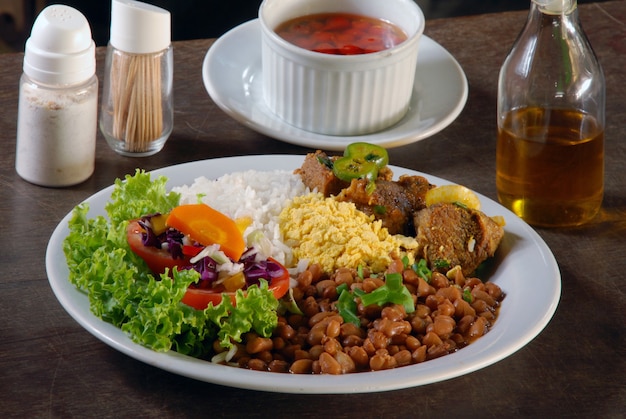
[172,170,308,267]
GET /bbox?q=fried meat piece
[294,150,349,196]
[337,175,433,235]
[414,203,504,275]
[295,150,395,197]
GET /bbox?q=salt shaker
[100,0,173,157]
[496,0,605,227]
[15,5,98,187]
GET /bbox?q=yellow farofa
[279,193,418,273]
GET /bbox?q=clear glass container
[16,74,98,186]
[99,45,173,156]
[496,0,605,227]
[15,5,97,187]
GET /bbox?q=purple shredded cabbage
[243,257,282,287]
[190,256,218,286]
[138,214,185,260]
[138,218,161,248]
[165,229,185,260]
[139,225,283,289]
[186,247,283,289]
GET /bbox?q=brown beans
[472,288,497,307]
[268,359,290,373]
[275,322,297,340]
[369,330,390,349]
[393,349,412,367]
[415,304,431,318]
[301,295,320,318]
[316,279,338,299]
[318,352,342,375]
[362,277,385,293]
[246,336,273,354]
[347,346,369,366]
[326,319,341,338]
[416,277,434,297]
[485,282,504,300]
[402,268,420,286]
[436,299,456,317]
[454,298,476,317]
[342,334,363,347]
[422,331,443,347]
[412,345,427,363]
[323,337,342,355]
[297,269,313,288]
[471,299,490,315]
[308,345,323,360]
[381,305,406,322]
[307,323,327,346]
[375,318,412,337]
[410,314,431,334]
[290,358,313,374]
[436,285,461,302]
[335,351,357,374]
[431,315,456,338]
[308,311,335,327]
[334,267,354,286]
[340,322,364,338]
[468,316,489,339]
[405,335,421,352]
[370,349,397,371]
[431,272,449,289]
[247,358,267,371]
[214,258,503,375]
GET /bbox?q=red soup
[275,13,408,55]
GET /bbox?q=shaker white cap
[23,5,96,85]
[110,0,171,54]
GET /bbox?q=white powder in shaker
[15,5,98,187]
[16,79,98,187]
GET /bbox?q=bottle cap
[110,0,171,54]
[23,5,96,85]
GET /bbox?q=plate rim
[202,19,469,151]
[46,155,561,394]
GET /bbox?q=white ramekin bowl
[259,0,424,136]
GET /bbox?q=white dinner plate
[46,156,561,394]
[202,20,468,151]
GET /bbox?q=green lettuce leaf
[62,170,280,358]
[205,279,279,350]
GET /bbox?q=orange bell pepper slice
[166,203,246,261]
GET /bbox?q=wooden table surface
[1,2,624,417]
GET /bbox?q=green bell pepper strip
[336,273,415,325]
[412,259,432,283]
[336,285,361,326]
[332,142,389,183]
[359,273,415,314]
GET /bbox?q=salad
[63,170,286,357]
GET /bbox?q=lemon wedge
[425,184,481,210]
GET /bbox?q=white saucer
[202,19,468,151]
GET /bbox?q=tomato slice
[126,220,192,275]
[180,258,291,310]
[127,220,291,310]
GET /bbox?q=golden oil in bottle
[496,107,604,227]
[497,0,605,227]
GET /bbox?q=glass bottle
[496,0,605,227]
